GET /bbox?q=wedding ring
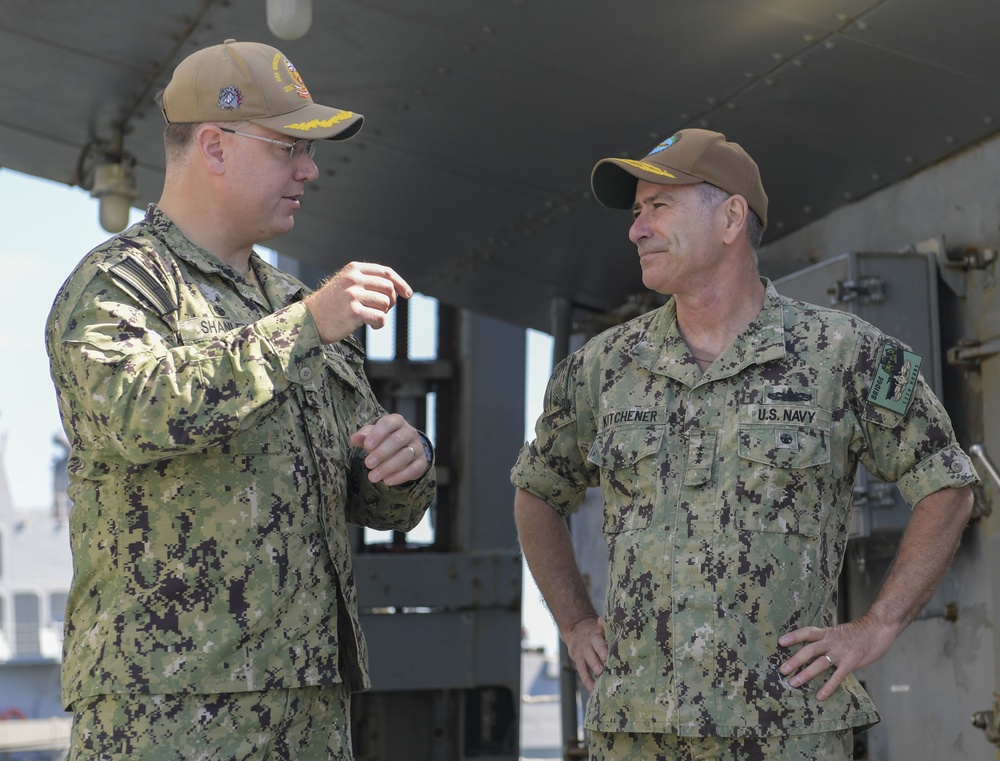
[824,654,834,665]
[407,445,416,459]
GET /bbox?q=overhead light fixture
[83,124,138,233]
[266,0,312,40]
[91,160,138,233]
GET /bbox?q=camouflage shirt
[46,205,435,709]
[511,280,977,738]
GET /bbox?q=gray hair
[695,182,764,256]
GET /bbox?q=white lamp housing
[266,0,312,40]
[91,161,138,233]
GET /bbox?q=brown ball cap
[162,39,363,141]
[591,129,768,230]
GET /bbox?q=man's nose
[297,154,320,182]
[629,212,648,244]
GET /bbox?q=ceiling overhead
[3,0,999,332]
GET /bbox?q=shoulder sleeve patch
[866,342,922,415]
[109,255,179,318]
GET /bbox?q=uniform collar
[142,204,307,308]
[630,278,787,385]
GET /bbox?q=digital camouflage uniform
[46,204,435,712]
[511,280,977,739]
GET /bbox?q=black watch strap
[417,432,434,471]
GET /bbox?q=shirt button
[300,366,314,382]
[951,460,964,473]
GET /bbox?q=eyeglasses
[218,127,317,161]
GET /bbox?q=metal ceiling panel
[1,0,997,331]
[710,33,1000,239]
[840,0,1000,84]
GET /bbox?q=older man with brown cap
[46,39,435,760]
[511,128,977,760]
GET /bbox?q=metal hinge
[946,337,1000,370]
[827,276,885,306]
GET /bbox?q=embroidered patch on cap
[616,158,677,179]
[218,86,243,111]
[649,133,681,155]
[867,343,922,414]
[283,111,356,132]
[283,59,311,100]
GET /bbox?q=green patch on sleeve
[867,343,922,415]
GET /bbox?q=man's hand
[565,615,609,691]
[350,413,429,486]
[778,615,898,701]
[779,485,973,701]
[305,262,413,344]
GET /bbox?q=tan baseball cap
[591,129,768,229]
[162,39,363,141]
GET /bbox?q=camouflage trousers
[587,728,853,761]
[68,683,353,761]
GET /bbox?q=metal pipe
[548,297,582,760]
[970,444,1000,493]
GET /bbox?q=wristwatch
[416,432,434,473]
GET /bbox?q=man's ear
[720,194,749,245]
[196,125,228,176]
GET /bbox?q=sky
[0,169,145,509]
[0,166,559,653]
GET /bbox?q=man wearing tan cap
[46,39,435,759]
[511,129,977,759]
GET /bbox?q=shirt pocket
[587,421,662,534]
[735,406,831,536]
[321,343,365,393]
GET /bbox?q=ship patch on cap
[649,133,681,155]
[281,59,311,100]
[218,86,243,111]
